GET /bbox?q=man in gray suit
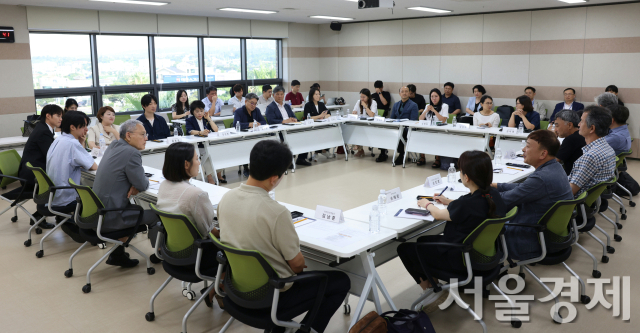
[94,120,159,268]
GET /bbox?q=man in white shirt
[258,84,274,105]
[525,86,547,120]
[228,84,246,112]
[201,87,224,116]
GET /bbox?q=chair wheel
[630,201,636,207]
[518,272,525,280]
[343,304,351,315]
[24,239,31,247]
[616,223,623,229]
[511,319,522,328]
[98,243,106,249]
[150,254,162,264]
[602,256,610,263]
[64,269,73,278]
[145,312,155,322]
[621,214,627,220]
[182,288,189,297]
[186,291,196,300]
[607,246,615,254]
[581,295,591,304]
[614,235,622,242]
[553,313,563,324]
[35,250,43,258]
[592,270,601,278]
[82,284,91,293]
[147,267,155,275]
[284,171,288,175]
[35,228,42,235]
[11,216,18,222]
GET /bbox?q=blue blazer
[233,105,267,130]
[390,99,419,120]
[185,116,214,134]
[265,101,295,124]
[550,102,584,122]
[137,113,170,141]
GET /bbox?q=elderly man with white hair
[595,92,619,109]
[92,119,160,268]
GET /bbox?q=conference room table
[292,104,350,114]
[0,136,28,151]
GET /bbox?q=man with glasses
[549,88,584,123]
[93,120,160,268]
[233,93,267,178]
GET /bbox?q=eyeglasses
[247,101,257,106]
[563,93,575,96]
[131,132,148,139]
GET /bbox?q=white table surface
[292,104,350,113]
[0,136,28,149]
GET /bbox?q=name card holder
[457,123,470,129]
[218,129,233,137]
[374,116,385,122]
[503,127,518,134]
[386,187,402,204]
[419,120,430,126]
[305,119,314,125]
[425,174,443,188]
[167,136,182,144]
[315,205,345,224]
[347,114,359,120]
[260,125,270,131]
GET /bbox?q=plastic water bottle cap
[380,189,385,194]
[450,163,454,167]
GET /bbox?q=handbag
[382,310,436,333]
[348,311,387,333]
[22,114,40,137]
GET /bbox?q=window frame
[31,32,283,116]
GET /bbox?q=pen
[507,167,524,171]
[437,186,448,197]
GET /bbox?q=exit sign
[0,27,15,43]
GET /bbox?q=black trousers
[272,271,350,333]
[396,128,410,156]
[296,153,308,162]
[397,235,465,285]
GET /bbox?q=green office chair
[295,111,304,121]
[194,236,329,333]
[145,204,217,333]
[223,118,234,129]
[447,113,456,124]
[378,109,385,117]
[502,193,590,324]
[0,150,38,228]
[540,121,549,130]
[67,179,155,293]
[166,112,173,123]
[412,208,522,331]
[25,162,76,256]
[613,150,635,219]
[114,114,131,125]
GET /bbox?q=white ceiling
[0,0,635,24]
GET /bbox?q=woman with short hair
[465,85,486,116]
[509,95,541,130]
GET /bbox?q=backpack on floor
[615,171,640,196]
[349,311,387,333]
[440,157,458,171]
[383,310,436,333]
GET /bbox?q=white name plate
[260,125,270,131]
[424,174,443,188]
[386,187,402,204]
[305,119,314,125]
[503,127,518,134]
[166,136,182,144]
[374,116,385,122]
[218,129,234,137]
[347,114,359,120]
[419,120,430,126]
[457,123,470,129]
[315,205,345,224]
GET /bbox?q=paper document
[293,216,316,228]
[435,183,470,193]
[324,228,368,247]
[394,209,435,222]
[494,167,520,175]
[148,175,166,190]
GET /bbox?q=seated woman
[465,85,486,116]
[56,98,79,132]
[509,95,540,130]
[351,88,378,157]
[171,89,191,120]
[396,150,506,313]
[185,100,225,185]
[417,88,449,167]
[155,142,222,309]
[303,87,333,161]
[137,94,171,140]
[311,82,327,104]
[88,106,120,149]
[473,95,501,128]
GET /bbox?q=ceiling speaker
[330,21,342,31]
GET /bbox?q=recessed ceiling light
[218,8,277,14]
[558,0,587,3]
[309,16,355,21]
[90,0,169,5]
[407,7,452,14]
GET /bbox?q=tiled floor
[0,152,636,332]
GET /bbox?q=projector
[358,0,395,9]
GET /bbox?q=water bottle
[447,163,457,183]
[173,125,178,137]
[369,204,380,234]
[98,133,106,149]
[520,140,526,152]
[431,115,437,126]
[306,113,311,124]
[235,121,240,133]
[550,123,555,132]
[452,116,457,127]
[378,189,387,226]
[495,148,503,166]
[518,122,524,134]
[253,119,258,132]
[268,190,275,201]
[336,109,341,119]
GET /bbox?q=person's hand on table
[433,195,451,205]
[491,183,498,189]
[417,199,432,209]
[127,186,139,198]
[201,129,210,135]
[426,105,436,113]
[513,110,524,118]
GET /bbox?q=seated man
[93,120,160,267]
[202,86,223,116]
[442,82,462,117]
[217,140,350,333]
[377,86,418,164]
[407,84,427,114]
[605,85,624,106]
[258,84,274,105]
[18,104,63,229]
[569,106,616,196]
[604,104,632,155]
[266,86,311,167]
[233,93,267,178]
[549,88,584,123]
[524,86,547,120]
[492,130,572,261]
[46,111,98,241]
[595,92,618,109]
[285,80,305,108]
[554,110,585,175]
[136,94,170,140]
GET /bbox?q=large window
[30,34,93,89]
[31,33,281,116]
[96,35,150,86]
[155,37,199,83]
[204,38,241,81]
[248,83,279,96]
[246,39,278,80]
